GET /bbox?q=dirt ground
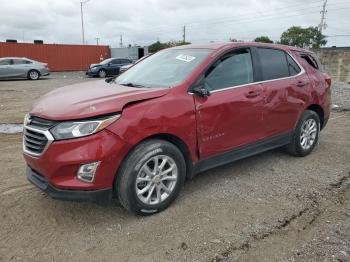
[0,73,349,262]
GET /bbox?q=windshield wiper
[119,82,147,88]
[105,79,148,88]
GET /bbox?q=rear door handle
[245,90,261,98]
[296,81,306,87]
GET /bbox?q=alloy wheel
[300,118,318,150]
[29,71,39,80]
[135,155,178,205]
[99,70,106,78]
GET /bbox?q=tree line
[148,26,327,52]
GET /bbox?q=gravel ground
[332,82,350,111]
[0,72,95,124]
[0,74,349,261]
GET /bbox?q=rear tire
[27,70,40,80]
[116,139,186,215]
[286,110,320,157]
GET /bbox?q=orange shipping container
[0,42,110,71]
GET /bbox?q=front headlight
[50,114,120,140]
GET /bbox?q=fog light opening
[77,161,100,183]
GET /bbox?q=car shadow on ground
[0,77,50,82]
[25,148,288,222]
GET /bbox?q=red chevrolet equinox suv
[23,42,331,215]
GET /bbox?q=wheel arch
[98,68,107,76]
[306,104,325,129]
[27,69,41,78]
[113,133,194,195]
[146,133,194,180]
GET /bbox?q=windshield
[115,48,212,88]
[100,58,113,65]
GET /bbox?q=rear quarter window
[299,53,323,72]
[311,54,324,72]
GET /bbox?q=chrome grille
[23,115,56,156]
[24,129,48,154]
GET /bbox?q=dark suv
[86,58,133,78]
[24,42,331,215]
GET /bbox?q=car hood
[30,80,170,120]
[89,63,99,68]
[89,64,102,70]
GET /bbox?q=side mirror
[105,77,116,83]
[192,86,211,97]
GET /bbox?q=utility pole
[80,0,91,45]
[319,0,328,33]
[95,37,100,45]
[182,25,186,43]
[80,2,85,44]
[120,34,123,48]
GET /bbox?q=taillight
[323,73,331,88]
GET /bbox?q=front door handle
[245,90,261,98]
[296,81,306,87]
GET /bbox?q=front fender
[106,92,198,163]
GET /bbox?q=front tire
[98,69,106,78]
[28,70,40,80]
[286,110,320,157]
[116,139,186,215]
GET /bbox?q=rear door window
[257,48,290,81]
[205,48,254,91]
[121,59,131,64]
[113,59,122,64]
[13,59,27,65]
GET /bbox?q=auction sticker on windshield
[176,54,196,62]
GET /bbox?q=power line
[101,3,350,44]
[134,5,350,40]
[181,6,350,42]
[326,25,350,34]
[104,0,327,38]
[187,6,350,30]
[326,34,350,37]
[131,1,349,36]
